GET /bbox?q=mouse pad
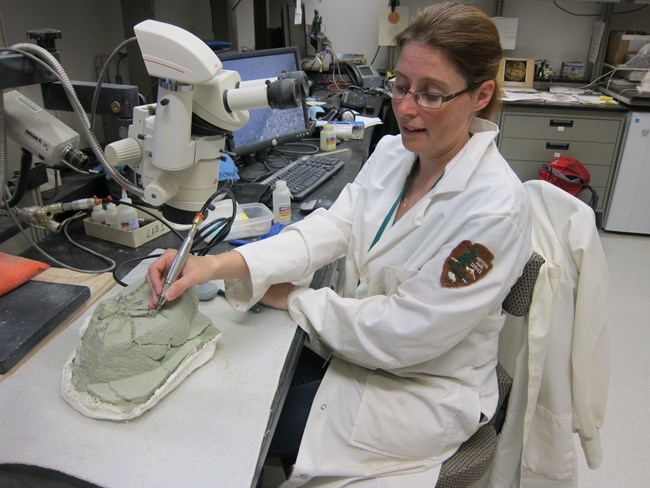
[0,280,90,373]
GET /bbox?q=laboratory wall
[1,0,649,118]
[264,0,648,78]
[3,1,649,86]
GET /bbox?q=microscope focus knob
[104,138,142,167]
[144,174,179,207]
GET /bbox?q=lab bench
[0,131,373,488]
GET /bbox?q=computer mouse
[299,198,333,213]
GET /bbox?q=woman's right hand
[145,249,215,309]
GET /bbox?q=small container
[320,124,336,152]
[104,203,120,229]
[118,189,139,231]
[90,204,106,225]
[272,180,292,225]
[226,203,274,240]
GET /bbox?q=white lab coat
[226,118,532,487]
[488,180,610,488]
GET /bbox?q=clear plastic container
[228,203,274,239]
[201,202,274,241]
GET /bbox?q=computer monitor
[219,47,310,159]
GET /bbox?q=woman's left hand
[259,283,296,310]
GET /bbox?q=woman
[147,2,532,486]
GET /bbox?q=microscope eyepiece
[277,71,310,96]
[266,78,300,109]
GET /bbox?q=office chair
[435,251,545,488]
[489,180,609,487]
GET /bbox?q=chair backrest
[435,252,544,488]
[501,251,545,317]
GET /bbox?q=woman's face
[392,41,493,166]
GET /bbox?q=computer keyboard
[261,155,345,201]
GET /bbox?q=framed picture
[560,61,585,81]
[497,57,535,88]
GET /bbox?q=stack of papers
[501,88,619,106]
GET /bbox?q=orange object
[0,253,50,297]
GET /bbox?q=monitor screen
[219,47,310,158]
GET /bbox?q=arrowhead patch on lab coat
[441,240,494,287]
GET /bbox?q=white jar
[118,190,139,230]
[272,180,292,225]
[90,204,106,225]
[320,124,336,152]
[104,202,121,229]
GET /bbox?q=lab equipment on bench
[261,154,345,201]
[3,89,88,168]
[103,20,307,224]
[344,64,384,89]
[16,197,99,233]
[219,47,311,160]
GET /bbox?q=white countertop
[0,261,298,488]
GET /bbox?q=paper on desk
[549,85,587,94]
[574,94,618,105]
[501,89,542,102]
[535,92,579,103]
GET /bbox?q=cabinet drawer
[500,138,616,166]
[501,114,620,143]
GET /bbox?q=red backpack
[538,156,598,210]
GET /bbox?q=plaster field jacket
[226,118,532,487]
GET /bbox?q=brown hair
[394,2,503,119]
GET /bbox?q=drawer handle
[549,119,574,128]
[545,142,570,150]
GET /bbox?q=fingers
[162,275,193,302]
[146,251,218,309]
[145,249,177,308]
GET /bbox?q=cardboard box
[605,31,650,66]
[83,218,171,248]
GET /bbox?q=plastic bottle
[104,202,120,229]
[272,180,292,225]
[90,204,106,225]
[320,124,336,152]
[118,189,139,231]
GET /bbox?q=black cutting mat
[0,280,90,373]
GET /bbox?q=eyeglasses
[383,76,478,110]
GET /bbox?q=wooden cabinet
[497,104,627,214]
